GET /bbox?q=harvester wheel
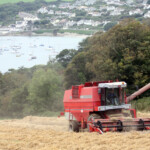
[69,120,79,132]
[87,114,101,132]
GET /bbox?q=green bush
[131,97,150,111]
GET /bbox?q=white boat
[10,50,19,54]
[3,48,9,51]
[30,45,37,48]
[16,54,22,57]
[29,56,37,60]
[31,56,37,59]
[46,46,54,50]
[11,45,21,50]
[16,52,24,57]
[0,47,9,51]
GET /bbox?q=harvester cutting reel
[88,118,150,134]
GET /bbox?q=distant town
[0,0,150,35]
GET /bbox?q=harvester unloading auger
[63,81,150,134]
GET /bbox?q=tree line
[0,63,64,118]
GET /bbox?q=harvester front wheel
[69,120,79,132]
[87,114,101,132]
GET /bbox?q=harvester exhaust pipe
[127,83,150,102]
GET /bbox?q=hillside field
[0,0,34,5]
[0,0,73,5]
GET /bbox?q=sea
[0,36,86,73]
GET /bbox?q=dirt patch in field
[0,112,149,150]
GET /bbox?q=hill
[1,0,150,35]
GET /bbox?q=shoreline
[0,32,90,38]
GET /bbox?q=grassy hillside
[0,0,35,5]
[45,0,57,2]
[0,0,73,5]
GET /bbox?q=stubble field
[0,112,150,150]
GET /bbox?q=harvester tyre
[87,114,101,132]
[69,121,79,132]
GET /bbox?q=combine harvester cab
[63,81,150,134]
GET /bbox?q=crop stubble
[0,112,150,150]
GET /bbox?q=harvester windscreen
[105,88,125,106]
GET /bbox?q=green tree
[104,22,117,31]
[64,19,150,92]
[64,52,93,88]
[28,68,63,113]
[56,49,77,67]
[9,85,29,117]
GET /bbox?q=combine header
[63,81,150,134]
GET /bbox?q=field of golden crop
[0,112,150,150]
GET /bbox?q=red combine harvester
[63,81,150,134]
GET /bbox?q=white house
[110,10,121,16]
[38,7,48,14]
[84,20,93,26]
[61,12,69,16]
[51,19,60,26]
[59,3,70,9]
[89,12,101,17]
[99,6,106,11]
[144,4,150,9]
[49,5,56,8]
[55,11,62,15]
[65,20,76,27]
[78,6,88,10]
[129,9,143,15]
[85,0,97,5]
[0,28,10,35]
[102,21,111,26]
[143,0,148,5]
[18,12,39,22]
[126,0,134,5]
[106,0,123,6]
[77,20,84,26]
[144,11,150,18]
[107,6,115,11]
[48,10,54,15]
[15,21,28,28]
[9,28,22,32]
[24,16,39,22]
[69,13,76,18]
[110,8,124,16]
[92,21,102,26]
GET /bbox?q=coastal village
[1,0,150,35]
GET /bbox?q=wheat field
[0,112,150,150]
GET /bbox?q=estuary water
[0,36,85,73]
